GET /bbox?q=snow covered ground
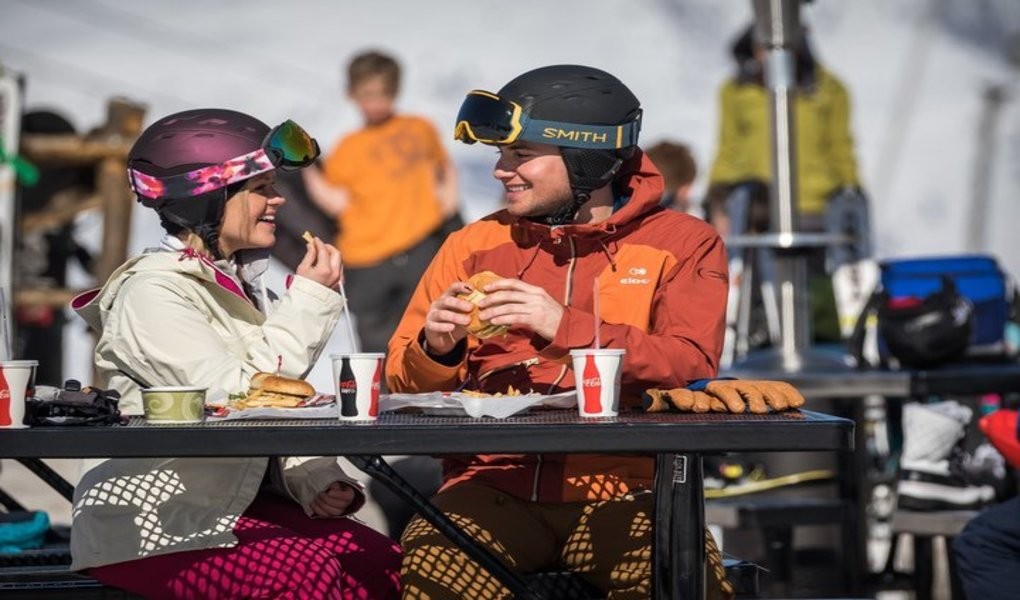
[2,0,1019,388]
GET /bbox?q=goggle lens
[266,120,321,170]
[454,91,522,145]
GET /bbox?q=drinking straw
[338,280,358,352]
[593,278,601,350]
[0,287,10,361]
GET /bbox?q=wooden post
[95,156,133,286]
[16,97,144,291]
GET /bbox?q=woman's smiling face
[217,172,285,258]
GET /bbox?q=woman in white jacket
[70,109,401,599]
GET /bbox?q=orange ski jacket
[387,152,728,502]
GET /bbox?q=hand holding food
[297,231,343,289]
[474,276,564,341]
[456,271,511,339]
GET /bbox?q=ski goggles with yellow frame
[454,90,641,150]
[129,119,320,201]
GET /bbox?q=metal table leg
[0,488,26,512]
[346,454,542,600]
[655,453,704,600]
[16,459,74,502]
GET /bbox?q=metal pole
[965,84,1005,252]
[0,69,24,362]
[752,0,811,370]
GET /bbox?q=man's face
[493,141,573,219]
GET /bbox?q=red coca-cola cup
[0,360,38,429]
[569,349,624,418]
[331,353,384,421]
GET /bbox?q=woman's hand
[310,481,357,517]
[297,236,343,289]
[422,281,476,355]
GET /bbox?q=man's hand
[310,481,357,517]
[423,281,476,355]
[476,278,565,342]
[297,236,343,289]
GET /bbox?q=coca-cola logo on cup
[581,354,603,414]
[370,359,382,417]
[339,358,358,417]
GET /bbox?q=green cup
[142,387,207,423]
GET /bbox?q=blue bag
[849,254,1016,368]
[880,255,1010,355]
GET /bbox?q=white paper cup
[570,349,625,418]
[331,353,384,421]
[0,360,38,429]
[141,387,207,423]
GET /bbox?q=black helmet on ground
[454,65,642,224]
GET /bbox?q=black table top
[0,409,852,458]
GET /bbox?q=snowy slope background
[2,0,1019,389]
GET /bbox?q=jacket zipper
[530,236,579,501]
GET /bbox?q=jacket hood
[72,247,257,332]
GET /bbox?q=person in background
[70,109,401,599]
[304,49,460,354]
[706,22,861,235]
[706,23,855,343]
[388,64,734,599]
[645,139,697,214]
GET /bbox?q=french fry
[302,230,315,243]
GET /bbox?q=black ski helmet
[457,65,643,224]
[127,109,272,257]
[878,276,975,368]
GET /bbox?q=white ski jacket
[69,239,361,570]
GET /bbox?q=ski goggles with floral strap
[128,119,320,201]
[454,90,641,150]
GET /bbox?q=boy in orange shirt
[305,50,459,352]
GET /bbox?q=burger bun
[238,372,315,408]
[457,271,511,339]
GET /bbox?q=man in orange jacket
[388,65,731,599]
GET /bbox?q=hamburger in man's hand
[236,372,315,409]
[457,271,511,339]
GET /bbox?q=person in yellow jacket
[707,24,861,234]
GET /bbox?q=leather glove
[644,388,719,413]
[643,379,806,414]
